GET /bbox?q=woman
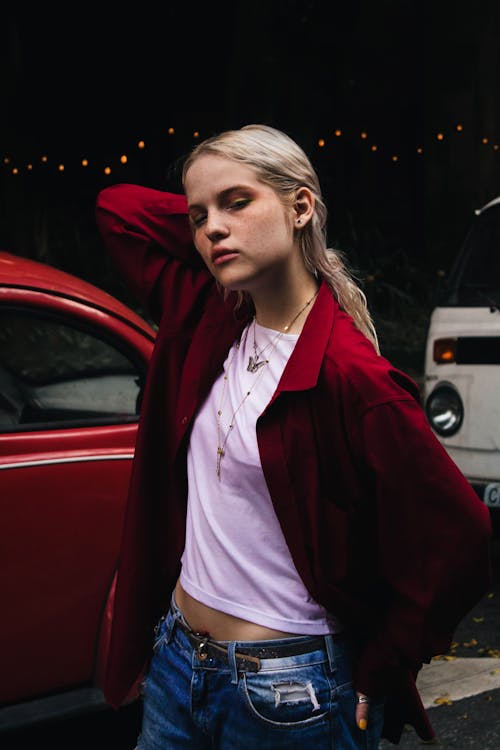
[95,124,491,748]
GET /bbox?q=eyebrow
[187,184,253,212]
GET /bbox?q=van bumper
[469,480,500,536]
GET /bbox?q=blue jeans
[136,597,385,749]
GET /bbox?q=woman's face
[184,154,301,294]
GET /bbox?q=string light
[4,118,500,179]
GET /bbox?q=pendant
[216,446,225,479]
[247,355,268,373]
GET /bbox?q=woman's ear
[293,187,315,228]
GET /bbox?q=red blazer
[95,184,492,744]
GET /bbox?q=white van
[424,195,500,534]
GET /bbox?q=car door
[0,298,153,706]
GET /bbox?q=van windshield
[441,202,500,307]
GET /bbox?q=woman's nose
[205,211,229,240]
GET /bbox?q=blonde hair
[182,124,379,352]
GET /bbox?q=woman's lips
[212,249,239,266]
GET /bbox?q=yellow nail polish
[359,718,367,731]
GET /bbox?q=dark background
[2,0,500,374]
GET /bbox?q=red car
[0,251,155,730]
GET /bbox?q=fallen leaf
[487,592,494,599]
[490,668,500,675]
[473,617,485,623]
[486,648,500,658]
[458,713,468,720]
[462,639,478,648]
[434,693,453,706]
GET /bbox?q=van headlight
[425,384,464,436]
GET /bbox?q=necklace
[216,337,271,479]
[247,289,319,374]
[216,288,319,479]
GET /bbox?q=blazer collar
[276,279,336,393]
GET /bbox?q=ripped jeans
[136,596,385,749]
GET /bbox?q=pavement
[379,647,500,748]
[416,657,500,709]
[378,657,500,749]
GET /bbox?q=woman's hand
[355,692,370,731]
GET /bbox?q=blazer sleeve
[353,397,492,698]
[95,183,211,324]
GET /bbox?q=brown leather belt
[174,617,329,673]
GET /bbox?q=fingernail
[358,718,367,731]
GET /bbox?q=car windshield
[440,203,500,307]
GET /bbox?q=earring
[297,219,302,224]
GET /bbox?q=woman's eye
[191,214,206,228]
[230,198,251,210]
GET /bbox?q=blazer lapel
[270,280,335,399]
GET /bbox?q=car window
[442,205,500,306]
[0,308,146,431]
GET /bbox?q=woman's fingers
[355,692,370,731]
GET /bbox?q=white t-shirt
[179,320,342,635]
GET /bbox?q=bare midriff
[174,579,302,641]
